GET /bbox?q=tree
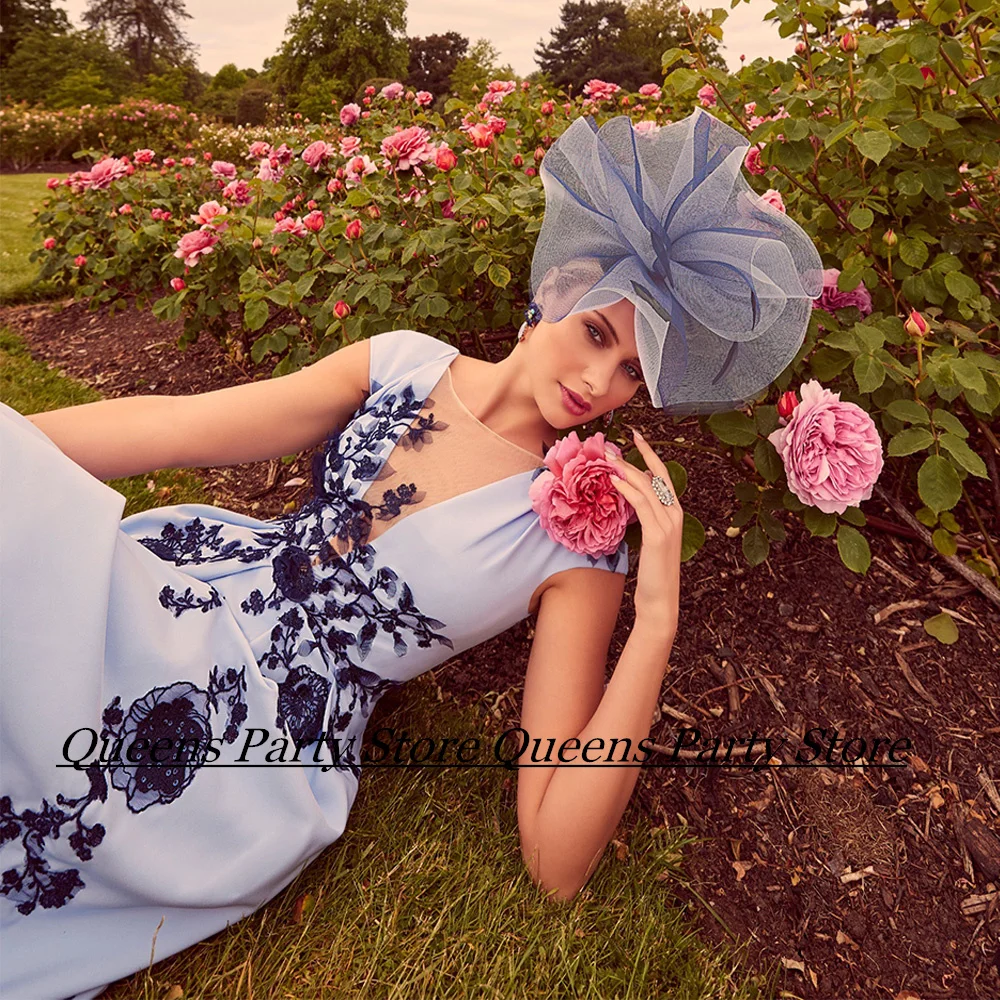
[271,0,408,111]
[449,38,515,100]
[622,0,724,80]
[2,27,132,105]
[535,0,719,93]
[406,31,468,97]
[82,0,194,79]
[0,0,70,68]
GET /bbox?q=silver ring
[651,476,675,506]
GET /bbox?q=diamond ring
[651,476,675,507]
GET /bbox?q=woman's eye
[588,323,643,382]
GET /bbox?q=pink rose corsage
[528,430,638,557]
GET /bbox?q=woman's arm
[516,567,674,902]
[26,339,371,481]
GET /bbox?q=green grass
[0,329,780,999]
[0,172,68,303]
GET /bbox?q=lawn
[0,171,66,302]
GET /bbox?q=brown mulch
[4,296,1000,1000]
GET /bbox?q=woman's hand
[606,429,683,638]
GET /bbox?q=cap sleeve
[367,328,457,396]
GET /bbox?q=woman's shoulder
[367,329,458,395]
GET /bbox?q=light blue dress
[0,328,629,1000]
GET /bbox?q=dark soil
[4,296,1000,1000]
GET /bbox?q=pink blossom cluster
[344,154,377,186]
[813,268,873,317]
[190,200,228,228]
[582,79,620,104]
[222,179,253,206]
[133,148,155,164]
[481,80,517,106]
[210,160,236,180]
[697,83,717,107]
[380,82,404,100]
[638,83,662,100]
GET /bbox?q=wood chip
[874,599,927,625]
[894,652,940,708]
[977,772,1000,817]
[786,621,821,633]
[961,890,999,916]
[873,554,917,589]
[758,674,787,716]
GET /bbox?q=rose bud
[525,167,537,177]
[74,255,87,267]
[367,204,381,219]
[270,245,281,256]
[43,237,56,250]
[679,4,689,13]
[840,32,858,53]
[795,41,807,56]
[252,237,263,249]
[904,309,928,339]
[170,277,186,291]
[920,66,935,82]
[474,218,489,231]
[776,390,798,420]
[345,219,364,240]
[882,228,898,247]
[534,146,545,163]
[303,210,325,232]
[435,146,458,171]
[333,299,351,320]
[512,153,523,167]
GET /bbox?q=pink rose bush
[528,432,638,557]
[768,380,884,514]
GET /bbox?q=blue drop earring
[519,302,542,340]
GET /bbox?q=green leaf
[886,399,930,424]
[915,506,938,527]
[952,358,987,395]
[939,511,960,532]
[707,410,757,447]
[939,432,988,478]
[944,270,979,302]
[244,298,269,332]
[741,525,769,567]
[823,119,860,150]
[753,405,779,438]
[731,504,756,528]
[920,109,960,131]
[753,438,783,482]
[487,262,511,288]
[809,347,853,381]
[932,528,958,556]
[848,205,874,230]
[759,509,786,542]
[803,507,837,537]
[899,238,929,268]
[295,273,317,299]
[852,130,892,165]
[664,460,687,498]
[837,523,871,575]
[680,513,705,562]
[840,505,866,527]
[918,454,962,512]
[895,120,931,148]
[854,354,885,393]
[888,426,935,456]
[266,282,293,307]
[923,612,958,644]
[473,254,490,276]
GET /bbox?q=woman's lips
[560,383,591,415]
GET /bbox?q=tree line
[0,0,888,122]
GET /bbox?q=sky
[59,0,800,79]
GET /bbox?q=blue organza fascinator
[529,107,825,414]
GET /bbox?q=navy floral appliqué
[130,376,455,782]
[0,666,248,915]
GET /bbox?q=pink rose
[302,140,332,170]
[46,178,60,190]
[744,146,767,176]
[633,120,660,135]
[302,210,324,232]
[340,135,361,157]
[210,160,236,180]
[133,148,154,164]
[273,216,307,237]
[190,200,228,227]
[767,380,884,515]
[344,154,377,185]
[697,83,718,107]
[759,188,786,214]
[180,156,197,167]
[340,103,361,126]
[466,123,494,149]
[247,141,272,159]
[638,83,662,100]
[380,81,404,100]
[540,100,554,115]
[222,179,253,206]
[170,277,186,291]
[414,90,433,107]
[74,255,87,267]
[379,125,434,171]
[814,268,873,317]
[528,431,637,557]
[174,228,220,267]
[435,146,457,171]
[43,237,56,249]
[582,79,620,103]
[87,157,128,189]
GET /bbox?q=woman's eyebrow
[594,310,642,367]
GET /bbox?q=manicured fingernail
[634,429,644,440]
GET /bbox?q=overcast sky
[59,0,800,78]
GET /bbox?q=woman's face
[527,297,644,431]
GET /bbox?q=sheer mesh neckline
[444,363,547,464]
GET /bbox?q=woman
[0,107,822,999]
